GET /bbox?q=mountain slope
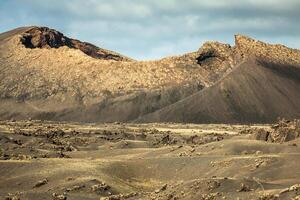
[137,58,300,123]
[136,35,300,123]
[1,26,299,123]
[0,26,234,122]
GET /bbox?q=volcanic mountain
[0,26,299,123]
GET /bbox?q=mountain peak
[196,41,234,68]
[234,34,300,65]
[234,34,256,45]
[20,26,132,61]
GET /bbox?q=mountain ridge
[0,26,299,123]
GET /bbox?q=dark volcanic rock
[20,27,131,61]
[252,129,270,141]
[268,119,300,143]
[253,119,300,143]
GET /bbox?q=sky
[1,0,300,60]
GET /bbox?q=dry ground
[0,121,299,200]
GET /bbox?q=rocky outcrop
[194,34,300,70]
[20,27,132,61]
[196,41,235,72]
[197,42,233,63]
[253,119,300,143]
[234,34,300,65]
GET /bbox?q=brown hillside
[136,35,300,123]
[137,57,300,123]
[0,26,234,122]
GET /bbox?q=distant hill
[0,26,299,123]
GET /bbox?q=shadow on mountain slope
[137,58,300,123]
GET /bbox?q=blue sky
[1,0,300,60]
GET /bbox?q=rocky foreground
[1,119,299,200]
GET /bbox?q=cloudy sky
[1,0,300,60]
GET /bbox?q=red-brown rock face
[20,27,132,61]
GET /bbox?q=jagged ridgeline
[20,27,132,61]
[0,26,299,123]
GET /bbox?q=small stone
[237,183,252,192]
[52,193,67,200]
[154,184,167,193]
[34,178,48,188]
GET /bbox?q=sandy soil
[1,120,299,200]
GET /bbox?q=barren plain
[1,120,300,200]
